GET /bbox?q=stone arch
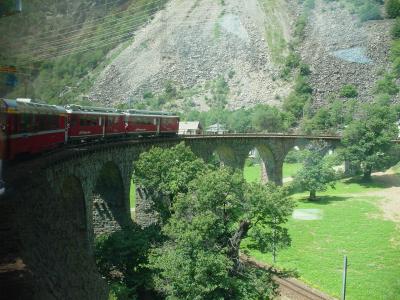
[61,176,88,249]
[92,161,130,236]
[255,144,278,184]
[213,144,251,170]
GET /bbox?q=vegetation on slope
[0,0,168,104]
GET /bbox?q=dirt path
[365,170,400,223]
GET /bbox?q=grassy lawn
[283,162,302,178]
[243,163,302,183]
[242,173,400,299]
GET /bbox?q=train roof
[0,99,66,115]
[125,109,178,117]
[65,104,123,114]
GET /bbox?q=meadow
[243,165,400,299]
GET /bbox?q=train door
[100,115,105,138]
[156,117,160,135]
[64,114,68,143]
[0,102,6,194]
[0,101,7,160]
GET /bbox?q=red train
[0,98,180,194]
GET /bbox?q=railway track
[240,255,336,300]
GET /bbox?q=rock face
[300,0,394,104]
[89,0,295,110]
[89,0,394,110]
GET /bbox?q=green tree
[228,108,253,133]
[149,168,294,299]
[252,105,286,132]
[293,143,337,200]
[342,98,399,180]
[133,143,207,223]
[391,17,400,38]
[95,225,160,300]
[386,0,400,18]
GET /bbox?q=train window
[38,115,48,131]
[80,115,98,127]
[48,115,59,130]
[16,114,33,133]
[70,115,78,127]
[162,118,175,125]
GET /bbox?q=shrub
[285,149,306,163]
[283,92,310,119]
[294,14,308,39]
[375,74,399,95]
[386,0,400,18]
[393,57,400,77]
[304,0,316,10]
[359,2,382,21]
[391,17,400,38]
[294,76,313,95]
[284,52,301,69]
[299,63,311,76]
[391,39,400,60]
[340,84,358,98]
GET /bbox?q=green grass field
[243,162,302,183]
[242,167,400,299]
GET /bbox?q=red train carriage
[0,99,67,160]
[65,105,126,141]
[125,109,179,136]
[159,115,179,136]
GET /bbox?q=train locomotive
[0,98,180,195]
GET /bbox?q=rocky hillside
[89,0,297,110]
[300,0,394,105]
[88,0,395,111]
[1,0,395,110]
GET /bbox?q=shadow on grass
[345,174,400,189]
[297,195,349,205]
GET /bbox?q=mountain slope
[89,0,296,110]
[300,0,394,104]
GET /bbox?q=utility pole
[342,255,348,300]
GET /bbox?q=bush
[284,52,301,69]
[393,57,400,78]
[386,0,400,18]
[340,84,358,98]
[283,92,310,119]
[375,74,399,95]
[294,76,313,95]
[359,2,382,21]
[391,39,400,60]
[285,149,306,163]
[299,63,311,76]
[294,14,308,39]
[391,17,400,38]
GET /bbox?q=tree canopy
[98,143,295,299]
[293,143,337,200]
[149,167,294,299]
[341,98,399,180]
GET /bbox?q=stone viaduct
[0,134,340,299]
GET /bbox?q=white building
[206,123,228,135]
[178,121,203,135]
